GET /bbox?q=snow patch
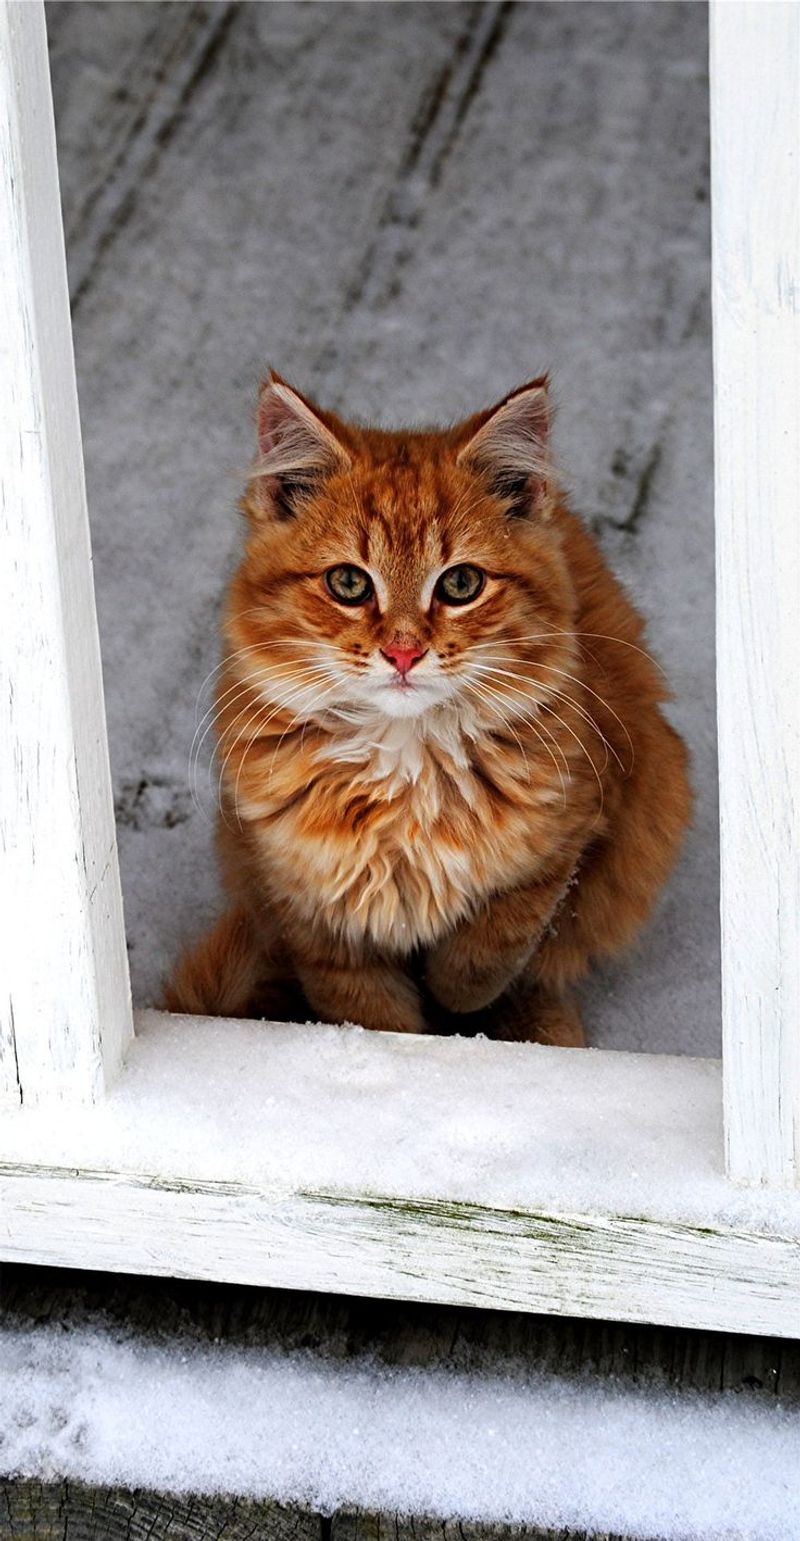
[1,1323,797,1540]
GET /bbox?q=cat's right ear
[249,373,352,520]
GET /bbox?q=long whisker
[469,659,627,773]
[471,664,605,815]
[458,633,605,673]
[463,679,571,807]
[461,680,532,786]
[214,667,333,825]
[486,625,665,675]
[470,668,590,779]
[191,638,341,784]
[195,656,332,764]
[261,678,342,800]
[221,679,332,831]
[193,634,334,710]
[469,649,634,769]
[191,662,332,818]
[522,659,634,771]
[232,673,347,829]
[541,703,605,819]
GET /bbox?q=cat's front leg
[425,860,579,1015]
[291,929,426,1035]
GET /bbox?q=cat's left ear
[250,372,352,520]
[456,377,552,519]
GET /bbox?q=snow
[1,1320,798,1539]
[2,1012,799,1238]
[47,2,721,1057]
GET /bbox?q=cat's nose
[381,641,427,676]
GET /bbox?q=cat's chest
[249,712,557,951]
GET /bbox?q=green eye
[435,564,486,605]
[324,565,373,605]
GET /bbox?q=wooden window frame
[1,0,798,1338]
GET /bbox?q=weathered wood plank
[1,1015,799,1337]
[0,0,132,1105]
[0,1479,320,1541]
[3,1167,798,1337]
[329,1515,620,1541]
[0,1481,624,1541]
[710,2,800,1185]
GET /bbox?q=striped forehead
[356,475,449,578]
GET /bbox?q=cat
[165,372,691,1045]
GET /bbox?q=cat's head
[226,373,578,726]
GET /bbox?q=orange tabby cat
[166,373,691,1045]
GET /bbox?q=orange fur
[167,375,691,1045]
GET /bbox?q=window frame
[1,0,797,1337]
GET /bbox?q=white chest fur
[258,704,541,954]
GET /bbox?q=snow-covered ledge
[2,1011,799,1338]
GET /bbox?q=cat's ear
[250,372,351,520]
[456,377,552,519]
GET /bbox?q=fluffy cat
[166,373,691,1045]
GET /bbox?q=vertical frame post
[711,2,800,1184]
[0,1,132,1104]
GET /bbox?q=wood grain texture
[2,1169,797,1338]
[710,3,800,1185]
[0,0,132,1106]
[0,1480,320,1541]
[0,1483,621,1541]
[330,1515,619,1541]
[1,1015,799,1337]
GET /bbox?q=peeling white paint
[0,0,132,1105]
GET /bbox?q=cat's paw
[425,945,509,1014]
[300,960,426,1035]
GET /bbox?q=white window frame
[1,0,798,1338]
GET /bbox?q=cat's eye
[324,564,373,605]
[435,564,486,606]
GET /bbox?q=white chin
[378,687,435,719]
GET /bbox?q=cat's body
[167,376,691,1044]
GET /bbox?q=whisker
[260,678,342,803]
[469,645,636,767]
[463,679,571,806]
[461,680,533,786]
[470,664,605,815]
[469,660,626,774]
[541,703,605,819]
[471,668,585,782]
[500,625,665,676]
[214,667,333,824]
[528,660,634,771]
[191,662,332,817]
[193,634,336,713]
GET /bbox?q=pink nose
[381,642,426,676]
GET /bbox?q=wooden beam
[1,1014,799,1336]
[0,0,132,1104]
[710,3,800,1186]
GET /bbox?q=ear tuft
[251,373,351,519]
[457,379,552,518]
